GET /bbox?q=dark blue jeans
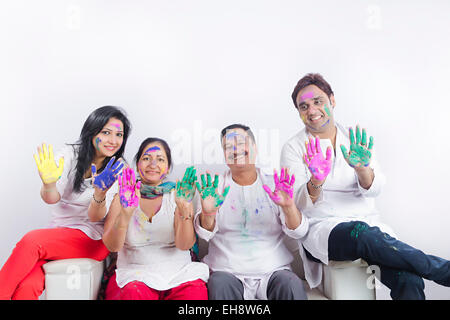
[327,221,450,300]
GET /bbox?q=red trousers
[0,227,109,300]
[105,273,208,300]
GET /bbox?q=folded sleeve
[194,209,219,242]
[355,149,386,198]
[279,208,310,239]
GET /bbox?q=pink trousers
[0,227,109,300]
[105,273,208,300]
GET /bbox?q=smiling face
[296,85,336,134]
[222,128,257,169]
[92,117,124,158]
[137,142,169,185]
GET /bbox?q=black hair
[69,106,131,193]
[220,123,256,145]
[291,73,334,109]
[134,137,173,172]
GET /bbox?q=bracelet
[92,193,106,204]
[202,211,217,216]
[179,213,193,220]
[309,179,323,190]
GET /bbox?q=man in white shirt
[194,124,309,300]
[281,73,450,299]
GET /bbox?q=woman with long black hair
[0,105,131,300]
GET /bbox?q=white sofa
[41,236,375,300]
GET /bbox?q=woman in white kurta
[103,138,209,300]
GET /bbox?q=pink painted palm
[263,167,295,207]
[118,167,141,208]
[304,136,332,181]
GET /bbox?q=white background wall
[1,0,449,299]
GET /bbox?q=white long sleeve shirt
[280,122,396,288]
[194,168,309,299]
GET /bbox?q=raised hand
[118,167,141,209]
[92,157,124,191]
[340,125,373,168]
[263,168,295,207]
[175,166,197,203]
[34,143,64,185]
[196,172,230,215]
[303,136,332,181]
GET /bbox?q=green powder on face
[324,105,331,116]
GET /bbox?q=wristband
[309,179,323,190]
[92,193,106,204]
[202,211,217,216]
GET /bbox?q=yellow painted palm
[33,143,64,184]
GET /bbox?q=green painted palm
[196,172,230,214]
[176,166,197,202]
[340,125,374,168]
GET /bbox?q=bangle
[92,193,106,204]
[309,179,323,190]
[179,213,193,220]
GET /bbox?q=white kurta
[49,145,117,240]
[280,122,396,288]
[194,168,309,299]
[115,191,210,291]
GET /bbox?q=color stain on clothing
[350,223,368,239]
[134,211,148,232]
[241,207,249,238]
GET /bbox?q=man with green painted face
[281,73,450,300]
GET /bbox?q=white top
[115,191,210,291]
[280,122,396,288]
[194,168,309,299]
[48,145,117,240]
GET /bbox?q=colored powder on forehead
[300,91,315,101]
[144,146,161,154]
[225,132,240,139]
[110,123,122,131]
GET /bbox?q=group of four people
[0,73,449,300]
